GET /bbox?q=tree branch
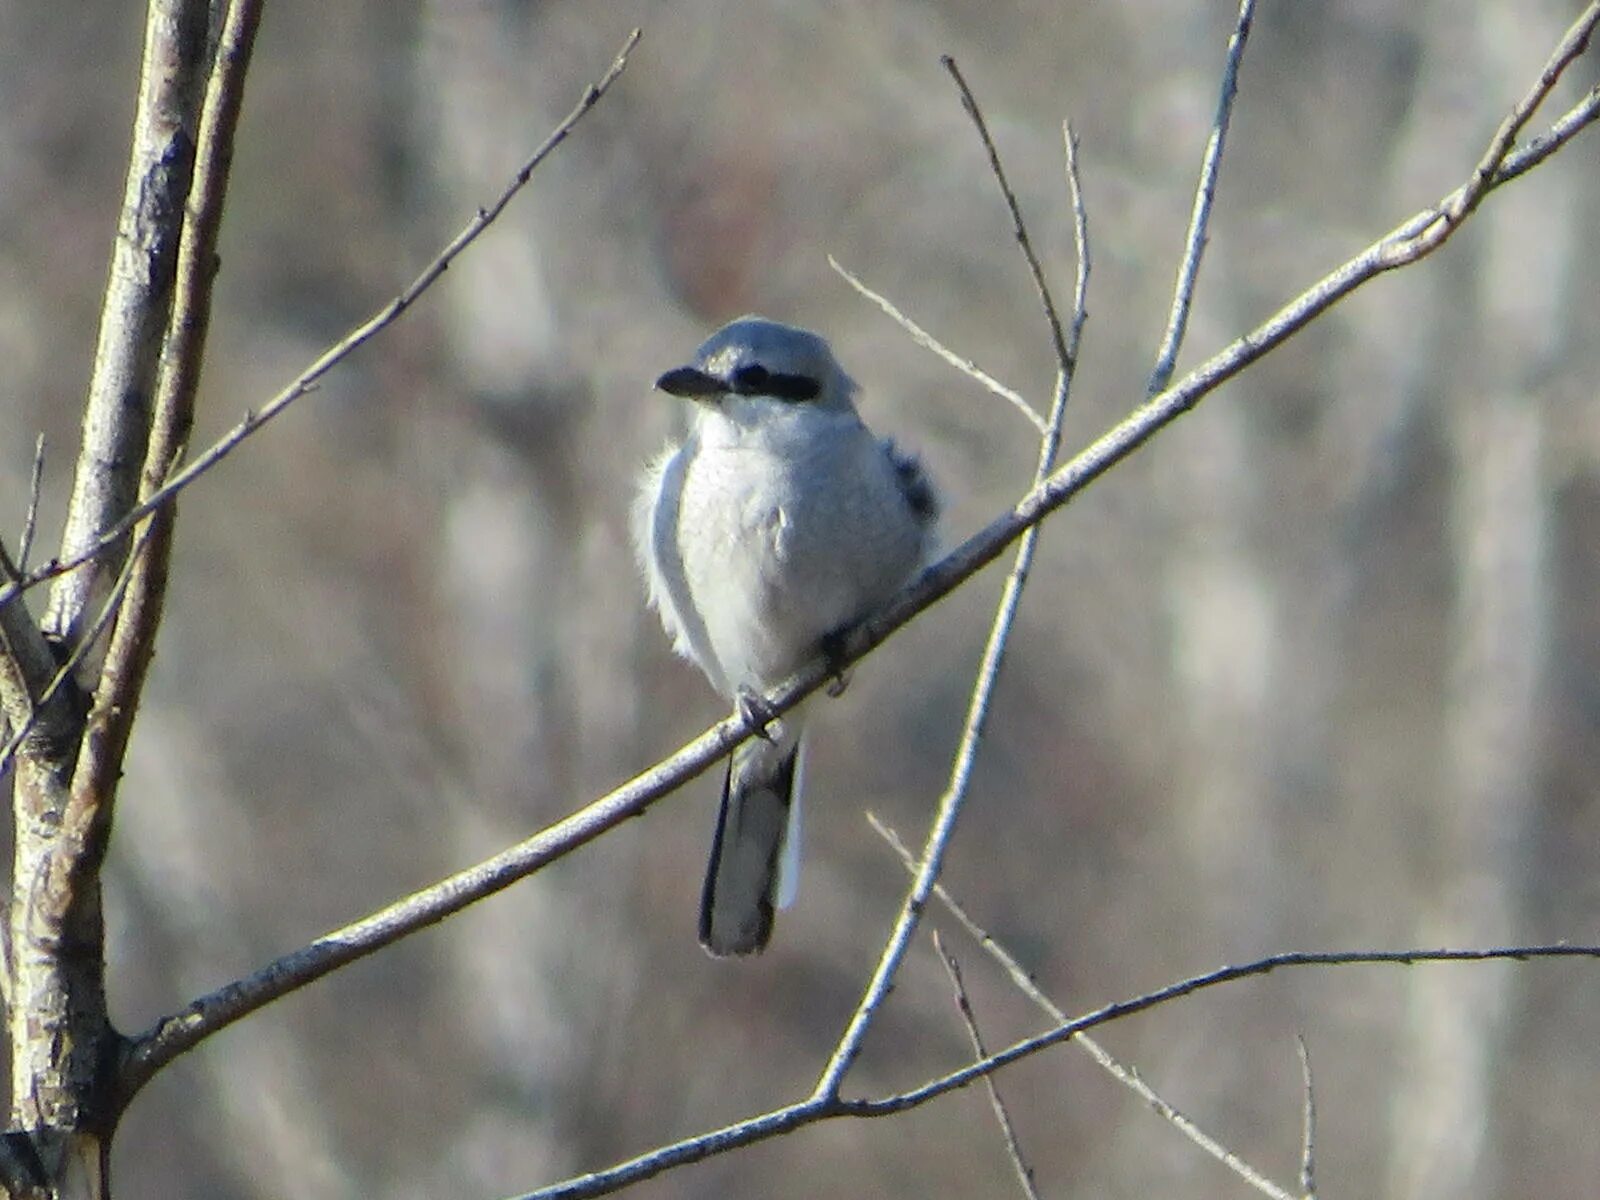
[117,697,745,1101]
[1062,119,1091,367]
[506,943,1600,1200]
[41,0,213,654]
[8,27,641,607]
[868,812,1300,1200]
[112,5,1600,1108]
[845,945,1600,1116]
[933,933,1042,1200]
[1297,1035,1318,1200]
[0,539,59,742]
[63,0,263,891]
[17,435,46,575]
[942,56,1076,377]
[1148,0,1256,396]
[827,257,1047,435]
[0,465,62,787]
[0,524,160,789]
[815,51,1081,1102]
[5,2,218,1154]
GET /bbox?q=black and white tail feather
[699,725,805,955]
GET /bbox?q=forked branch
[104,7,1600,1193]
[3,28,641,609]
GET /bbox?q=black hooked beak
[655,366,728,400]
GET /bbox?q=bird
[634,316,939,956]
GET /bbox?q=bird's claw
[736,685,779,742]
[820,628,853,698]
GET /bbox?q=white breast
[636,401,927,699]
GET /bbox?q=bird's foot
[820,628,854,698]
[736,685,779,742]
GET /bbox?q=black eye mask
[656,363,822,402]
[731,364,821,401]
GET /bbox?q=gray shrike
[635,316,939,956]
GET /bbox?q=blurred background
[2,1,1598,1197]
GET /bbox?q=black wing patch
[884,439,939,524]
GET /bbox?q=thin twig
[812,450,1038,1098]
[1378,3,1600,263]
[0,538,60,736]
[1458,1,1598,209]
[1147,0,1256,397]
[508,942,1600,1200]
[934,932,1043,1200]
[117,688,754,1101]
[828,256,1047,434]
[814,54,1077,1102]
[942,56,1074,375]
[1062,122,1091,365]
[0,523,158,784]
[11,28,642,603]
[532,12,1591,1191]
[18,435,45,574]
[848,944,1600,1117]
[1297,1036,1318,1200]
[869,814,1298,1200]
[0,524,49,779]
[116,2,1600,1120]
[1495,73,1600,185]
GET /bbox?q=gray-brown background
[2,2,1598,1197]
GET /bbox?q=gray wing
[633,441,727,694]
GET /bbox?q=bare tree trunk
[1,1,252,1194]
[41,3,212,658]
[3,3,208,1192]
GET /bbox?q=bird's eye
[729,363,820,401]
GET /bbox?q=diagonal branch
[114,5,1600,1110]
[933,933,1042,1200]
[508,942,1600,1200]
[1062,120,1091,366]
[17,435,46,575]
[845,945,1600,1116]
[814,52,1081,1102]
[1495,74,1600,185]
[870,813,1299,1200]
[1148,0,1256,397]
[1297,1035,1318,1200]
[0,524,160,789]
[1377,4,1600,265]
[8,27,642,607]
[828,256,1047,434]
[941,55,1075,376]
[117,701,746,1101]
[1459,1,1598,205]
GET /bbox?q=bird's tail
[699,725,805,956]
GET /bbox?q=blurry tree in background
[1,2,1599,1199]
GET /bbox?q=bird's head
[655,316,857,417]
